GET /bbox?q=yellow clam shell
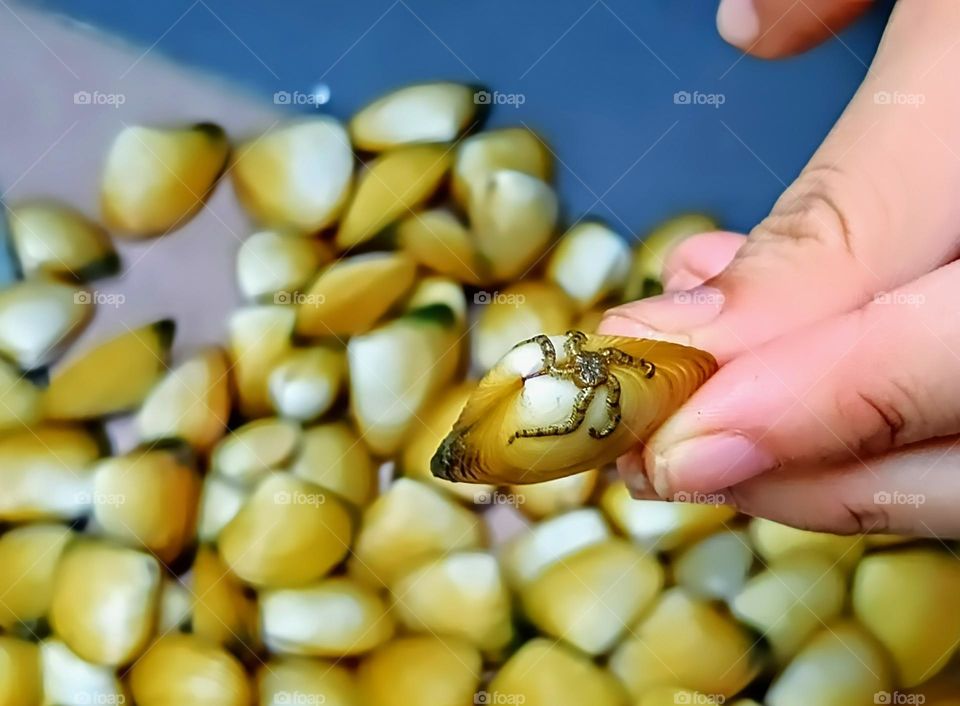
[432,331,716,484]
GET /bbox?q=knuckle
[758,167,859,255]
[752,164,889,266]
[829,500,892,536]
[834,378,917,456]
[724,483,883,535]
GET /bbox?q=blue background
[29,0,892,237]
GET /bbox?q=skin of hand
[601,0,960,538]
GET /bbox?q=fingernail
[662,268,706,293]
[651,432,777,497]
[628,479,660,501]
[717,0,760,48]
[618,453,659,499]
[598,313,693,346]
[623,285,725,334]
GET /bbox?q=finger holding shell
[433,331,717,484]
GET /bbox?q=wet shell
[432,331,716,484]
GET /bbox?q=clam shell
[432,332,716,484]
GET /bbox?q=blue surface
[30,0,892,236]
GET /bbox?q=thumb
[719,437,960,537]
[643,258,960,498]
[606,0,960,364]
[717,0,874,59]
[660,231,746,292]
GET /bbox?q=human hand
[601,0,960,537]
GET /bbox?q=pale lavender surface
[0,8,529,534]
[0,8,282,360]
